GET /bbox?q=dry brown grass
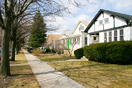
[48,61,132,88]
[0,50,40,88]
[10,50,27,64]
[38,54,75,62]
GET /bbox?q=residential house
[44,34,61,49]
[54,20,89,55]
[84,9,132,45]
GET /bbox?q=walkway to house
[23,49,85,88]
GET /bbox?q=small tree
[28,11,46,48]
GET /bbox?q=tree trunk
[11,40,16,61]
[16,43,20,54]
[1,29,11,76]
[11,29,16,61]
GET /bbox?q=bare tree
[54,37,78,57]
[0,0,91,76]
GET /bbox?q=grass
[48,61,132,88]
[0,50,40,88]
[37,54,76,62]
[10,50,27,64]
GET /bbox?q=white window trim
[120,29,124,41]
[104,18,109,23]
[114,30,117,41]
[109,31,112,42]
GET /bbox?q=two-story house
[84,9,132,45]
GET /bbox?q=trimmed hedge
[84,41,132,64]
[74,48,84,59]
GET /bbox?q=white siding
[99,32,104,43]
[73,23,87,35]
[124,27,130,41]
[115,17,127,27]
[88,12,128,34]
[130,27,132,40]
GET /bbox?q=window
[73,38,76,44]
[104,18,109,23]
[104,32,107,42]
[79,24,84,31]
[85,37,87,45]
[77,37,80,44]
[114,30,117,41]
[120,29,124,41]
[109,31,112,42]
[94,36,97,40]
[99,20,103,25]
[70,39,72,44]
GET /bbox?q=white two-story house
[84,9,132,45]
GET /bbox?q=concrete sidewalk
[23,49,85,88]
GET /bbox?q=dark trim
[113,16,115,28]
[84,9,132,33]
[88,25,130,35]
[94,23,95,31]
[102,12,104,18]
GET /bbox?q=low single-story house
[44,34,61,49]
[84,9,132,45]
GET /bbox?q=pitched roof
[45,34,61,44]
[84,9,132,32]
[72,20,89,34]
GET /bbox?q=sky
[46,0,132,35]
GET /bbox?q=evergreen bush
[74,48,84,59]
[84,41,132,64]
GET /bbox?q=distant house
[84,9,132,45]
[54,20,89,55]
[44,34,61,49]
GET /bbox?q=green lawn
[0,50,40,88]
[48,61,132,88]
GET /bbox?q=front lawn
[10,50,28,64]
[48,61,132,88]
[38,54,75,62]
[0,50,40,88]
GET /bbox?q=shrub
[74,48,84,59]
[44,48,51,53]
[32,49,42,55]
[84,41,132,64]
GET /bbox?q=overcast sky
[46,0,132,35]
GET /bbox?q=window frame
[104,18,109,23]
[114,30,117,41]
[120,29,124,41]
[104,32,107,42]
[109,31,112,42]
[77,37,80,44]
[79,24,84,31]
[85,37,87,46]
[99,20,103,25]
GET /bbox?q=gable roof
[72,20,89,34]
[45,34,61,44]
[84,9,132,32]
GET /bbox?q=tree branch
[0,8,5,29]
[16,0,34,18]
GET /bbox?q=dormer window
[99,20,103,25]
[104,18,109,23]
[79,24,84,31]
